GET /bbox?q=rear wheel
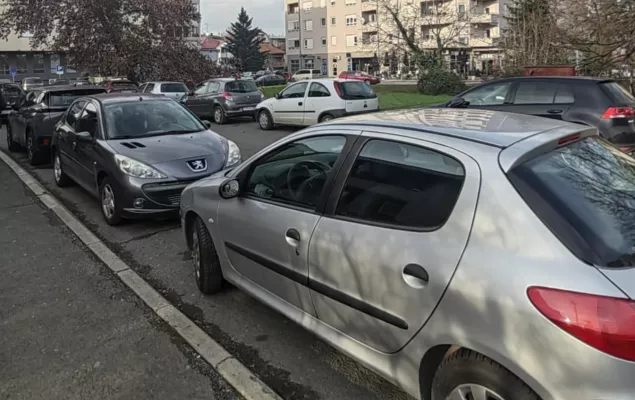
[319,113,334,123]
[26,130,46,166]
[258,109,274,130]
[53,150,73,187]
[213,106,226,125]
[6,123,20,152]
[432,349,540,400]
[191,217,224,294]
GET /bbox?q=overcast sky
[200,0,285,36]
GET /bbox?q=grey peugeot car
[51,93,241,225]
[182,78,264,125]
[181,108,635,400]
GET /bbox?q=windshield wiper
[141,129,200,136]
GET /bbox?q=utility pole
[298,4,303,71]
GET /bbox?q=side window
[77,102,98,136]
[65,101,86,130]
[193,82,209,95]
[513,81,558,105]
[208,82,221,94]
[554,84,575,104]
[336,139,465,229]
[143,83,155,93]
[280,83,308,99]
[246,135,347,209]
[308,83,331,97]
[462,82,511,106]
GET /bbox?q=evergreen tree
[225,8,265,72]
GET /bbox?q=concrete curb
[0,150,283,400]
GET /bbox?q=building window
[288,39,301,49]
[346,15,357,26]
[458,37,468,45]
[288,20,300,31]
[321,17,326,26]
[486,29,491,38]
[331,17,336,25]
[322,37,327,46]
[16,54,27,74]
[485,7,490,13]
[305,20,313,30]
[305,59,314,69]
[304,38,314,49]
[0,55,9,75]
[331,36,337,46]
[303,1,312,11]
[458,4,466,19]
[346,35,358,47]
[330,0,335,5]
[33,53,45,73]
[332,63,338,76]
[290,59,300,72]
[345,0,356,5]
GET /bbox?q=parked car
[254,74,287,87]
[256,79,378,129]
[100,79,138,93]
[138,81,189,101]
[181,107,635,400]
[6,85,106,165]
[0,83,24,126]
[439,76,635,153]
[51,93,241,225]
[182,78,264,125]
[292,69,322,81]
[339,70,381,85]
[22,77,44,91]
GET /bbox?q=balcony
[471,12,499,25]
[361,21,378,32]
[361,0,377,11]
[361,35,379,45]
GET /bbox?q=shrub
[417,68,468,96]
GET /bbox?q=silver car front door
[217,134,354,315]
[308,132,480,353]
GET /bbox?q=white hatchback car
[138,81,189,101]
[256,79,379,129]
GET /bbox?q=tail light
[528,286,635,361]
[602,107,634,119]
[222,92,233,101]
[333,81,343,97]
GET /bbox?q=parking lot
[0,120,413,400]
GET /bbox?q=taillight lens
[602,107,634,119]
[222,92,233,101]
[333,81,343,97]
[528,286,635,361]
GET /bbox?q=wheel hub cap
[101,185,115,218]
[260,113,268,126]
[215,109,221,122]
[447,384,506,400]
[54,156,61,181]
[192,231,200,280]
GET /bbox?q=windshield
[104,100,204,139]
[161,83,188,93]
[510,137,635,267]
[24,78,43,84]
[225,80,258,93]
[339,81,377,99]
[49,89,105,107]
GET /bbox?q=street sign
[56,65,64,75]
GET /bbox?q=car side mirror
[76,131,93,143]
[11,103,20,111]
[219,179,240,199]
[275,92,281,99]
[202,120,212,129]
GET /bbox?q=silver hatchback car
[180,108,635,400]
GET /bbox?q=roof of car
[490,76,612,83]
[81,93,172,104]
[333,108,581,148]
[35,85,104,92]
[143,81,185,85]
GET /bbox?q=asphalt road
[0,159,238,400]
[0,120,413,400]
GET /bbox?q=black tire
[99,176,123,226]
[26,130,46,166]
[6,123,20,152]
[52,150,73,187]
[191,217,224,294]
[432,349,540,400]
[213,106,226,125]
[319,113,334,123]
[258,109,274,130]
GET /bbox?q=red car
[100,79,139,93]
[338,71,381,84]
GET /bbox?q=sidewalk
[0,160,236,399]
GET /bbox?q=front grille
[142,180,198,207]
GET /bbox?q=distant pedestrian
[0,88,6,126]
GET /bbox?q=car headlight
[224,139,241,168]
[114,154,167,179]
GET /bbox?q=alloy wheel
[192,230,201,282]
[101,184,116,219]
[259,112,269,128]
[27,135,33,160]
[53,154,62,183]
[214,108,222,123]
[447,384,506,400]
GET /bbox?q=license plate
[242,107,255,111]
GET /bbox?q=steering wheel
[286,161,331,202]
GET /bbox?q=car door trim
[224,240,409,330]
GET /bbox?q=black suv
[440,77,635,151]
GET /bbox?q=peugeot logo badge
[187,159,208,172]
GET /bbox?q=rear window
[24,78,42,84]
[600,82,635,105]
[225,80,258,93]
[49,89,106,107]
[510,137,635,267]
[338,81,377,99]
[160,83,188,93]
[112,81,138,90]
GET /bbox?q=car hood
[109,130,225,164]
[258,98,275,108]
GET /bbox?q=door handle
[285,228,301,247]
[547,109,563,114]
[298,102,303,106]
[402,264,429,287]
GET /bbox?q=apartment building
[285,0,507,76]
